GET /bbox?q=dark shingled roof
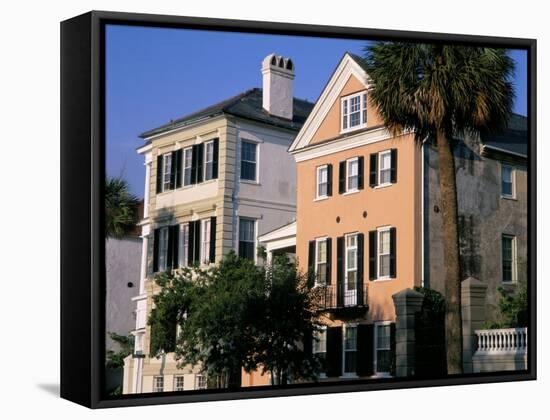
[140,88,314,139]
[482,113,527,157]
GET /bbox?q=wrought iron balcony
[312,282,368,318]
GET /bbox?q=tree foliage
[105,332,135,369]
[148,251,323,388]
[487,280,528,329]
[105,176,140,238]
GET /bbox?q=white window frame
[158,226,169,272]
[178,223,189,267]
[195,374,206,390]
[341,323,358,377]
[203,140,215,181]
[200,218,211,265]
[373,321,392,377]
[161,152,172,192]
[174,375,185,392]
[346,157,359,193]
[341,91,368,133]
[377,227,391,280]
[344,233,358,306]
[501,164,516,199]
[314,237,328,286]
[238,217,257,263]
[313,326,327,378]
[378,150,392,187]
[182,146,193,187]
[502,234,517,283]
[316,165,329,199]
[153,376,164,392]
[240,139,258,183]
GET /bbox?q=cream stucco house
[122,54,313,394]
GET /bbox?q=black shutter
[196,143,204,184]
[326,164,333,196]
[209,216,216,263]
[357,233,364,305]
[153,228,160,272]
[170,225,179,269]
[369,153,378,188]
[169,151,177,190]
[212,138,219,179]
[336,236,344,307]
[338,161,346,194]
[307,240,315,288]
[326,237,332,285]
[188,221,195,265]
[191,144,199,184]
[194,220,201,264]
[358,156,364,190]
[389,227,397,278]
[156,155,163,193]
[357,324,375,377]
[166,225,174,270]
[390,322,396,376]
[390,148,398,183]
[175,149,183,188]
[369,230,377,280]
[326,326,343,377]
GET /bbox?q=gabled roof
[288,52,370,153]
[139,88,314,139]
[481,113,527,157]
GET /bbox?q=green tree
[105,176,140,238]
[148,251,323,388]
[251,255,324,385]
[364,43,514,374]
[487,280,528,329]
[105,332,135,369]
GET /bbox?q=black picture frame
[60,10,536,409]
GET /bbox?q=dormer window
[341,91,367,133]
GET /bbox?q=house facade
[287,53,424,379]
[122,54,313,394]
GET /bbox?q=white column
[143,160,151,219]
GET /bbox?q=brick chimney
[261,54,294,120]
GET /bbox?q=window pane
[345,327,357,350]
[347,249,356,270]
[345,351,357,373]
[347,271,356,289]
[241,161,256,181]
[376,349,391,373]
[379,230,390,254]
[502,181,513,196]
[380,168,391,184]
[179,224,189,267]
[242,141,256,162]
[317,240,327,263]
[348,159,358,176]
[380,152,391,170]
[379,255,390,277]
[377,325,391,349]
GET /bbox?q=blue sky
[106,25,528,198]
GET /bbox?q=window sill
[342,189,360,196]
[240,179,260,185]
[340,124,367,135]
[501,195,517,201]
[374,183,393,189]
[372,276,394,282]
[313,196,329,202]
[339,374,359,379]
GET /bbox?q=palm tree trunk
[436,128,463,375]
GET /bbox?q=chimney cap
[262,53,294,72]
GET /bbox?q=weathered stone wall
[424,135,527,324]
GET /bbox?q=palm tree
[105,176,140,238]
[363,43,514,374]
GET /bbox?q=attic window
[341,91,367,133]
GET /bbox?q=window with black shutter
[374,322,392,375]
[369,153,378,188]
[336,236,344,307]
[156,155,163,194]
[357,233,364,305]
[187,220,201,265]
[196,143,204,184]
[174,149,182,189]
[326,326,342,377]
[307,240,315,288]
[168,224,179,269]
[169,150,177,190]
[368,230,377,280]
[209,216,216,263]
[212,138,219,179]
[153,228,160,272]
[327,163,333,196]
[356,324,374,377]
[389,227,397,278]
[326,237,332,285]
[338,161,346,194]
[390,148,398,183]
[357,156,364,189]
